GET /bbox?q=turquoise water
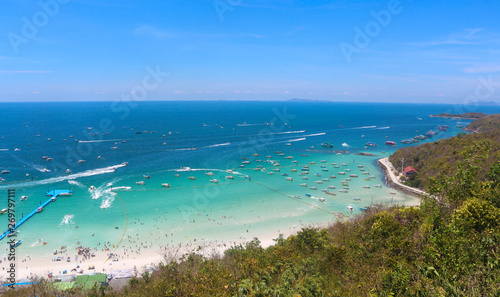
[0,101,498,259]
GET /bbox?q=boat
[339,189,348,193]
[353,197,361,201]
[347,206,354,211]
[345,169,351,172]
[294,195,301,199]
[121,162,128,166]
[321,142,333,148]
[401,139,412,144]
[309,186,317,190]
[7,231,18,237]
[300,183,307,187]
[318,197,325,202]
[209,179,219,183]
[305,193,311,197]
[0,208,7,214]
[1,170,10,174]
[315,180,323,184]
[285,156,293,159]
[89,186,96,191]
[36,207,43,213]
[205,172,214,176]
[10,240,22,248]
[385,141,396,146]
[342,143,349,147]
[338,172,346,175]
[162,183,171,188]
[188,176,196,180]
[374,184,382,188]
[301,176,308,180]
[349,174,358,177]
[325,191,336,196]
[20,196,27,201]
[143,175,151,179]
[77,160,86,164]
[366,142,377,147]
[327,186,336,189]
[136,181,145,185]
[225,176,235,179]
[285,177,293,181]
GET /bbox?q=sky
[1,0,500,103]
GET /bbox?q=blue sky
[1,0,500,103]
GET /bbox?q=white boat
[136,181,145,185]
[66,169,71,173]
[301,176,308,180]
[339,189,348,193]
[318,197,325,202]
[309,186,317,190]
[1,170,10,174]
[205,172,214,176]
[162,183,171,187]
[315,180,323,184]
[188,176,196,180]
[374,184,382,188]
[285,177,293,181]
[77,160,86,164]
[349,174,358,177]
[7,230,18,237]
[0,208,7,214]
[143,175,151,179]
[20,196,27,201]
[347,205,354,211]
[363,185,371,189]
[225,176,235,179]
[210,179,219,183]
[121,162,128,166]
[89,186,96,191]
[36,207,43,213]
[300,183,307,187]
[327,186,336,189]
[345,169,351,172]
[342,143,349,147]
[338,172,346,175]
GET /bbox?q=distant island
[430,112,486,120]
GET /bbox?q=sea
[1,101,499,261]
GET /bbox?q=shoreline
[377,157,427,199]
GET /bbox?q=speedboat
[7,231,18,237]
[136,181,145,185]
[143,175,151,179]
[188,176,196,180]
[385,141,396,146]
[300,183,307,187]
[347,205,354,211]
[342,143,349,147]
[89,186,96,191]
[0,208,7,214]
[1,170,10,174]
[285,177,293,181]
[162,183,171,187]
[20,196,27,201]
[225,176,235,179]
[10,240,21,248]
[210,179,219,183]
[205,172,214,176]
[318,197,325,202]
[78,160,86,164]
[37,207,43,213]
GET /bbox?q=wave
[68,180,85,188]
[0,163,127,189]
[78,139,122,143]
[60,214,75,225]
[203,142,231,148]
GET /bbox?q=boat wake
[78,139,122,143]
[343,125,377,130]
[286,137,306,143]
[203,142,231,148]
[68,180,85,188]
[274,130,306,135]
[303,132,326,137]
[100,194,115,209]
[111,186,132,191]
[60,214,75,225]
[375,126,390,130]
[33,165,51,172]
[0,163,127,189]
[0,149,9,152]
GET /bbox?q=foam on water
[60,214,75,225]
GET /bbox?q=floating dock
[0,189,72,241]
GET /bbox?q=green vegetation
[5,139,500,296]
[430,112,486,120]
[465,114,500,133]
[390,114,500,190]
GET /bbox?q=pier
[0,189,72,241]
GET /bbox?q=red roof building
[403,166,417,176]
